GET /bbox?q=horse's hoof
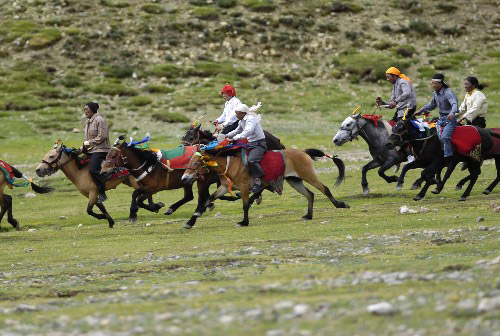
[164,208,174,215]
[236,221,249,227]
[396,184,403,191]
[342,202,350,209]
[458,196,467,201]
[483,189,491,195]
[362,188,370,196]
[455,185,463,191]
[256,195,263,205]
[183,223,193,229]
[413,195,423,201]
[207,203,215,211]
[431,189,440,195]
[301,215,312,220]
[108,222,115,228]
[128,217,137,223]
[410,184,419,190]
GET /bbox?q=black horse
[387,119,500,201]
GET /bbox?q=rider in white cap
[226,102,266,193]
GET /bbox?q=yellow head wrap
[386,67,412,82]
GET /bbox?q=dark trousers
[89,152,107,194]
[247,139,267,179]
[393,106,416,122]
[222,121,239,135]
[467,117,486,128]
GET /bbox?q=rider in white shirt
[213,84,242,134]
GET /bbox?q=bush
[442,26,466,37]
[373,40,394,50]
[100,0,130,7]
[318,22,339,33]
[91,83,138,96]
[151,112,190,123]
[322,1,363,14]
[193,6,219,20]
[35,87,64,99]
[393,45,416,58]
[217,0,237,8]
[243,0,276,12]
[409,20,435,36]
[28,28,62,49]
[149,63,183,78]
[145,84,175,94]
[437,3,457,12]
[0,94,45,111]
[128,96,152,106]
[102,65,134,79]
[393,0,422,13]
[141,4,165,14]
[61,73,81,88]
[433,53,468,71]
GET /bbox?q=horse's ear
[195,124,201,131]
[113,136,125,146]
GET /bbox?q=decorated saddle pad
[0,160,29,188]
[156,145,197,170]
[241,150,286,195]
[449,126,482,161]
[106,167,130,181]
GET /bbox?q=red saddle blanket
[108,168,130,181]
[260,151,285,183]
[449,126,482,161]
[159,146,197,170]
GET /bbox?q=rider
[226,102,266,193]
[376,67,417,121]
[212,84,242,134]
[417,73,458,164]
[83,102,110,203]
[457,76,488,128]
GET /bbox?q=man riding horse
[212,84,242,135]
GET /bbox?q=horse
[333,113,424,195]
[182,124,286,150]
[181,147,349,227]
[35,142,163,227]
[386,119,500,201]
[1,162,53,230]
[100,137,227,228]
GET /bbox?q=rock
[25,248,33,253]
[215,212,223,218]
[346,235,353,240]
[457,298,476,311]
[77,224,83,228]
[145,223,152,227]
[477,296,500,312]
[72,128,80,133]
[244,53,255,60]
[24,192,36,198]
[244,308,263,318]
[419,206,429,213]
[28,228,36,232]
[219,315,234,324]
[59,216,68,220]
[355,247,374,255]
[399,205,418,214]
[15,304,37,312]
[488,202,497,209]
[135,280,143,284]
[267,330,285,336]
[478,226,489,231]
[476,217,485,222]
[293,304,309,316]
[367,302,397,315]
[274,300,294,310]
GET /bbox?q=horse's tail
[304,149,345,187]
[10,165,53,194]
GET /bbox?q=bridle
[339,114,368,141]
[107,145,156,181]
[41,145,71,173]
[389,122,410,145]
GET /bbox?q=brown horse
[35,142,162,227]
[181,148,349,227]
[1,162,53,230]
[100,138,234,228]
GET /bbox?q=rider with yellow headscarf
[376,67,417,121]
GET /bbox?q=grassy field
[1,0,499,334]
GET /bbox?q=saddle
[73,152,130,182]
[448,126,482,161]
[239,149,286,195]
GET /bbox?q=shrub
[243,0,276,12]
[100,0,130,7]
[91,83,138,96]
[442,26,466,37]
[393,0,422,13]
[149,63,183,78]
[437,3,457,12]
[151,112,190,123]
[102,65,134,79]
[141,4,165,14]
[61,74,81,88]
[217,0,237,8]
[35,87,64,99]
[145,84,175,94]
[322,1,363,14]
[373,40,394,50]
[128,96,152,106]
[409,20,435,36]
[318,22,339,33]
[193,6,219,20]
[28,28,62,49]
[393,45,416,58]
[0,94,45,111]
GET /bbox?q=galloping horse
[35,142,163,227]
[181,148,349,227]
[1,162,53,230]
[333,113,407,195]
[387,118,500,201]
[100,137,222,228]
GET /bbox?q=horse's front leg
[4,195,19,230]
[361,160,380,196]
[137,193,163,213]
[414,161,442,201]
[165,185,194,215]
[432,158,458,194]
[237,183,250,227]
[86,193,110,225]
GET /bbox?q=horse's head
[181,149,217,184]
[36,141,72,177]
[181,125,201,145]
[386,119,410,150]
[333,114,366,146]
[101,135,127,174]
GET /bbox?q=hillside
[0,0,499,149]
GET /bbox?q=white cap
[234,103,249,113]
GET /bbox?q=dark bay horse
[1,162,53,230]
[387,119,500,201]
[181,148,349,227]
[100,138,224,228]
[333,113,421,195]
[35,142,162,227]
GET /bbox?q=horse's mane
[125,145,158,165]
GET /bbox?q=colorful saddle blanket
[107,167,130,181]
[0,160,29,188]
[449,126,482,161]
[241,149,286,195]
[155,145,197,170]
